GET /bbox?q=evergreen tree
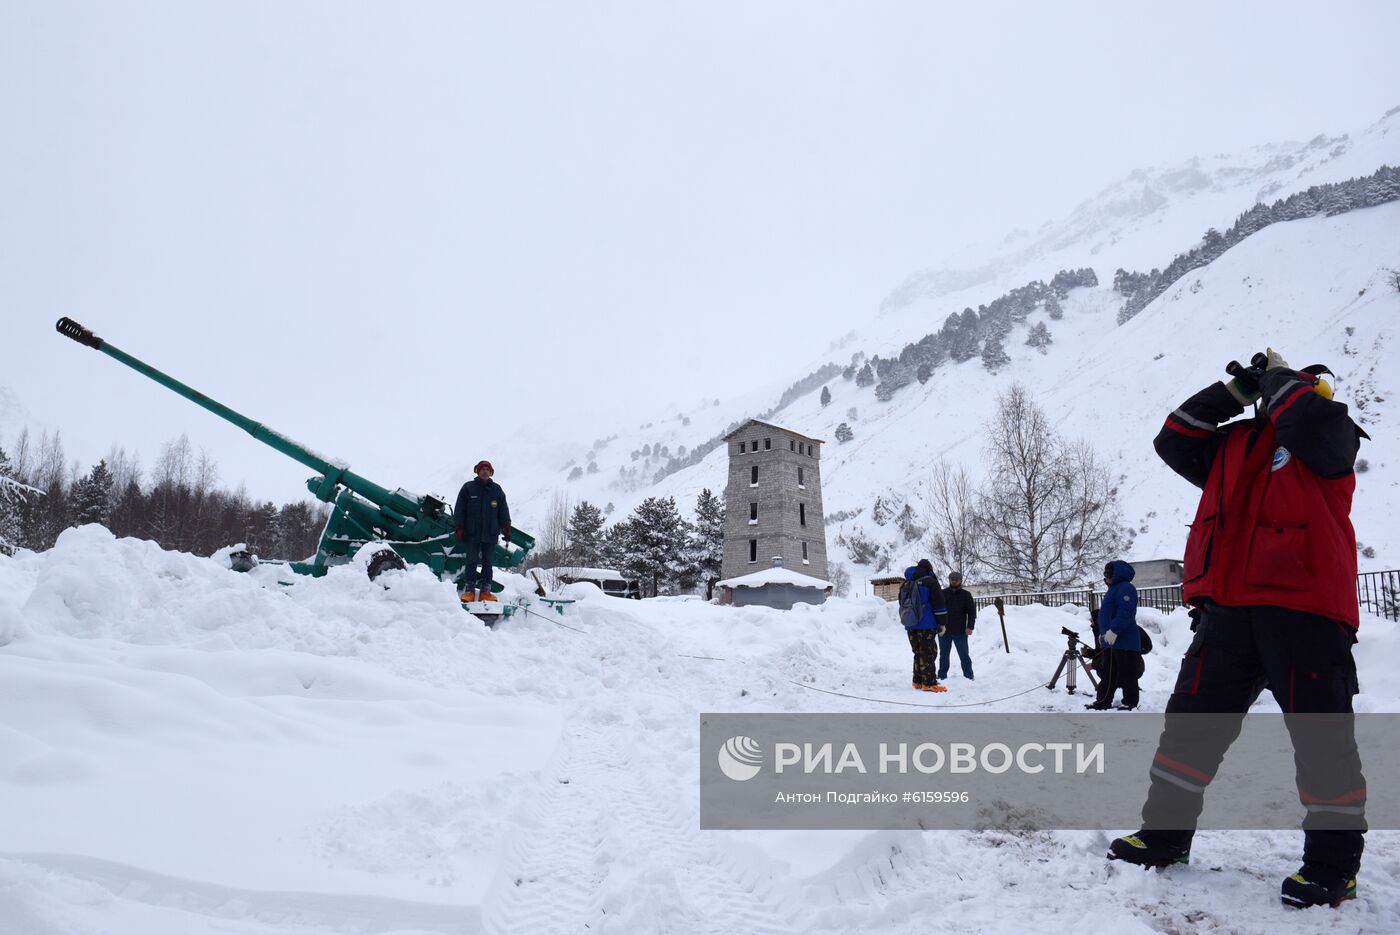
[1044,294,1063,320]
[0,447,39,555]
[565,501,606,567]
[835,422,854,444]
[1026,321,1052,353]
[855,362,875,387]
[616,496,691,596]
[820,385,832,407]
[948,308,980,362]
[692,488,725,599]
[916,362,932,384]
[981,336,1011,372]
[72,459,114,527]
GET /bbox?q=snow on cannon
[55,318,535,619]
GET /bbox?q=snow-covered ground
[2,526,1396,934]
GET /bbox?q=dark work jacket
[454,477,510,543]
[941,585,977,631]
[1154,372,1363,627]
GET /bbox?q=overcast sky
[3,1,1399,500]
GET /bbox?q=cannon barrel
[56,317,534,585]
[56,317,398,506]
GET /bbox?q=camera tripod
[1047,630,1099,695]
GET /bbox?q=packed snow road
[1,526,1396,934]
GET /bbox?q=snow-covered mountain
[480,107,1400,581]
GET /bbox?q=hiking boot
[1085,701,1113,710]
[460,589,478,603]
[1108,831,1190,868]
[913,682,925,691]
[922,683,947,693]
[479,591,498,602]
[1281,864,1357,909]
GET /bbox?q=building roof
[717,566,833,590]
[721,418,824,446]
[869,576,905,585]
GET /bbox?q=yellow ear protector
[1301,364,1334,400]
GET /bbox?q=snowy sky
[3,1,1399,500]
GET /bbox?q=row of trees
[1115,164,1400,324]
[839,266,1097,402]
[0,430,329,561]
[527,489,726,598]
[845,384,1126,590]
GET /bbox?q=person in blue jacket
[899,559,949,692]
[1088,559,1144,710]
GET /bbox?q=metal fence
[1358,570,1400,621]
[972,584,1183,615]
[972,573,1399,621]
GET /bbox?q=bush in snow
[835,423,854,444]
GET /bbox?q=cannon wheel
[366,547,407,581]
[229,550,259,573]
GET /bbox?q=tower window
[750,465,759,485]
[738,441,745,453]
[798,467,805,487]
[749,539,757,563]
[802,542,809,560]
[799,503,806,526]
[764,438,771,450]
[790,439,795,451]
[749,502,758,521]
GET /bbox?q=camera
[1060,626,1081,641]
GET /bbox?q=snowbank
[1,530,1396,933]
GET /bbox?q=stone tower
[720,419,828,581]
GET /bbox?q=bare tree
[920,459,983,578]
[976,384,1124,589]
[525,489,573,568]
[827,560,852,598]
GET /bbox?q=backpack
[897,580,923,628]
[1137,624,1153,654]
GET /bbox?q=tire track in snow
[482,727,613,935]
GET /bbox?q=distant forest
[0,429,328,560]
[1114,164,1400,323]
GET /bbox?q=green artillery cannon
[55,318,534,603]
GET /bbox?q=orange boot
[479,590,498,602]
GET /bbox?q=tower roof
[721,418,824,445]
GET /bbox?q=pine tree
[566,501,606,567]
[72,459,114,527]
[1026,321,1052,353]
[855,362,875,387]
[617,496,691,596]
[0,447,40,555]
[820,386,832,407]
[692,488,725,598]
[835,422,854,444]
[1044,294,1063,320]
[948,308,980,362]
[981,336,1011,372]
[916,362,932,384]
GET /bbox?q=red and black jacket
[1155,371,1366,628]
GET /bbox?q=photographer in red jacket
[1107,349,1369,910]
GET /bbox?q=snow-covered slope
[2,526,1397,933]
[492,107,1400,583]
